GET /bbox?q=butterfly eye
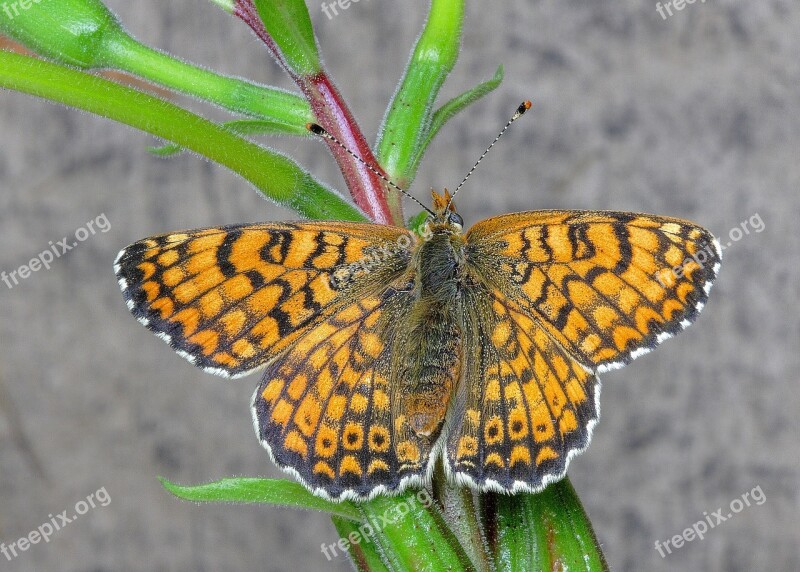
[449,212,464,226]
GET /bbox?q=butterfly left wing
[446,282,597,493]
[252,277,441,501]
[114,221,414,377]
[465,211,721,373]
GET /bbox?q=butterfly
[114,188,720,501]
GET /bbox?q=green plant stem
[101,33,313,134]
[0,0,313,132]
[0,51,364,222]
[359,492,476,571]
[483,478,609,572]
[250,0,321,77]
[434,481,493,572]
[376,0,464,195]
[300,72,399,224]
[331,516,393,571]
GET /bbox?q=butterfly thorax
[417,189,466,298]
[416,230,465,301]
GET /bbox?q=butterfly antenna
[306,123,435,217]
[447,100,532,209]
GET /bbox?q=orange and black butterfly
[115,185,720,500]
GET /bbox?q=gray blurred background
[1,1,798,570]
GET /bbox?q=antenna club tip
[513,101,532,119]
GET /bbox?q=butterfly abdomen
[399,299,462,438]
[394,233,465,438]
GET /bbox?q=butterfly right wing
[114,221,414,378]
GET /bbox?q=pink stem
[234,1,398,225]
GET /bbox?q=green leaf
[160,477,362,521]
[487,478,609,572]
[0,51,364,222]
[409,65,504,175]
[376,0,465,190]
[252,0,321,76]
[148,118,309,157]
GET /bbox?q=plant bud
[0,0,126,68]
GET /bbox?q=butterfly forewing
[115,222,414,377]
[465,211,721,373]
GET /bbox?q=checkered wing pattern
[446,282,598,493]
[115,222,414,378]
[465,211,721,374]
[252,279,439,501]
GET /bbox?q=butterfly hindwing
[252,278,440,501]
[465,211,721,373]
[446,281,598,493]
[115,221,414,377]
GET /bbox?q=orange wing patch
[115,222,414,377]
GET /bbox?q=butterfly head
[426,189,464,234]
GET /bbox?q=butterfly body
[115,191,721,500]
[400,221,464,435]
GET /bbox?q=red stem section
[234,0,397,225]
[299,73,395,224]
